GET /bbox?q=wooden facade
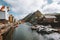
[9,15,14,23]
[44,15,56,23]
[0,6,9,24]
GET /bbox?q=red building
[44,15,56,23]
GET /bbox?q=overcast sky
[0,0,60,20]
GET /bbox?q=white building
[0,5,9,20]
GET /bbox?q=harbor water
[12,23,60,40]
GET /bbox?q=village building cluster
[0,5,16,24]
[23,10,60,28]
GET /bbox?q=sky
[0,0,60,20]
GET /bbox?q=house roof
[0,5,9,12]
[45,15,56,18]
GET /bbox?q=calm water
[12,23,60,40]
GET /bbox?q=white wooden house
[0,5,9,23]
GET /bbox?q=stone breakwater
[0,24,15,40]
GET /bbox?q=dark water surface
[12,23,60,40]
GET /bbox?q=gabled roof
[0,5,9,12]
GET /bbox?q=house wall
[45,18,55,22]
[0,11,8,23]
[9,15,14,23]
[0,11,5,19]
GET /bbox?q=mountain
[23,10,43,24]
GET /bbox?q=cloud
[43,0,60,13]
[4,0,47,19]
[5,0,47,13]
[4,0,60,19]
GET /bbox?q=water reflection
[43,33,60,40]
[12,23,60,40]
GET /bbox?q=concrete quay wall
[0,25,15,40]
